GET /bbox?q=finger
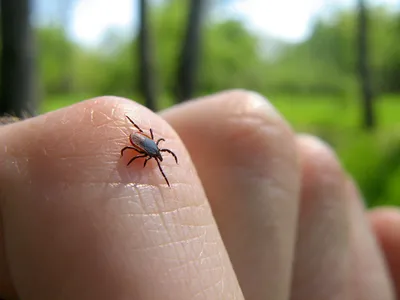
[290,135,351,300]
[369,207,400,299]
[346,179,396,299]
[161,90,301,300]
[0,96,244,299]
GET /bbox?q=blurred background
[0,0,399,207]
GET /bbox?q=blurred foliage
[32,1,400,207]
[35,3,400,99]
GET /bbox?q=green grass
[268,94,400,131]
[40,93,400,208]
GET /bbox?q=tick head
[156,151,163,161]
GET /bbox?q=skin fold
[0,90,397,299]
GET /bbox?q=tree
[138,0,158,111]
[174,0,206,102]
[357,0,375,130]
[0,0,37,117]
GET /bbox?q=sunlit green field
[40,93,400,208]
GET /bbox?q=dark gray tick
[120,115,178,187]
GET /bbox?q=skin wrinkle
[114,187,207,253]
[158,229,207,258]
[123,229,207,256]
[109,184,204,220]
[118,202,208,219]
[167,243,223,297]
[154,242,225,298]
[186,249,226,298]
[161,216,208,261]
[131,178,203,214]
[146,186,184,265]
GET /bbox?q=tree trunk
[0,0,37,118]
[357,0,375,130]
[138,0,158,111]
[175,0,205,102]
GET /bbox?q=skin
[0,90,398,299]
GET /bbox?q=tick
[121,116,178,187]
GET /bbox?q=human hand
[0,90,399,299]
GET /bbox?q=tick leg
[156,138,165,146]
[121,146,130,157]
[155,158,170,187]
[125,115,143,133]
[121,145,143,157]
[143,156,152,168]
[127,154,148,166]
[160,149,178,164]
[121,146,137,157]
[150,128,154,140]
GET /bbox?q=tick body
[121,116,178,187]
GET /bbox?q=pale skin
[0,90,399,299]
